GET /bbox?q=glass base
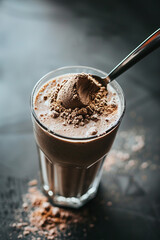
[42,183,98,208]
[38,148,105,208]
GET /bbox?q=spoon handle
[107,29,160,82]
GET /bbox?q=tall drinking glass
[31,66,125,208]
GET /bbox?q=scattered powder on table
[103,150,131,171]
[125,159,137,170]
[11,180,93,239]
[28,179,38,186]
[131,136,145,152]
[106,201,112,207]
[103,132,145,172]
[140,162,149,169]
[104,131,158,173]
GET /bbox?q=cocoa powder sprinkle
[11,182,92,239]
[47,80,117,128]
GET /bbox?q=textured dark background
[0,0,160,239]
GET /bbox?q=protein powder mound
[48,79,117,128]
[11,180,94,239]
[57,73,101,109]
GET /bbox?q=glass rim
[31,66,126,141]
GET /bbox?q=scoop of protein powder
[57,73,101,109]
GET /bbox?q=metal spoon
[92,28,160,85]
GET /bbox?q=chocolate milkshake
[31,66,125,208]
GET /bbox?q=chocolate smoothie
[31,67,125,208]
[35,74,121,138]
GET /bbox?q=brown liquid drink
[31,66,125,208]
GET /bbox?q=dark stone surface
[0,0,160,239]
